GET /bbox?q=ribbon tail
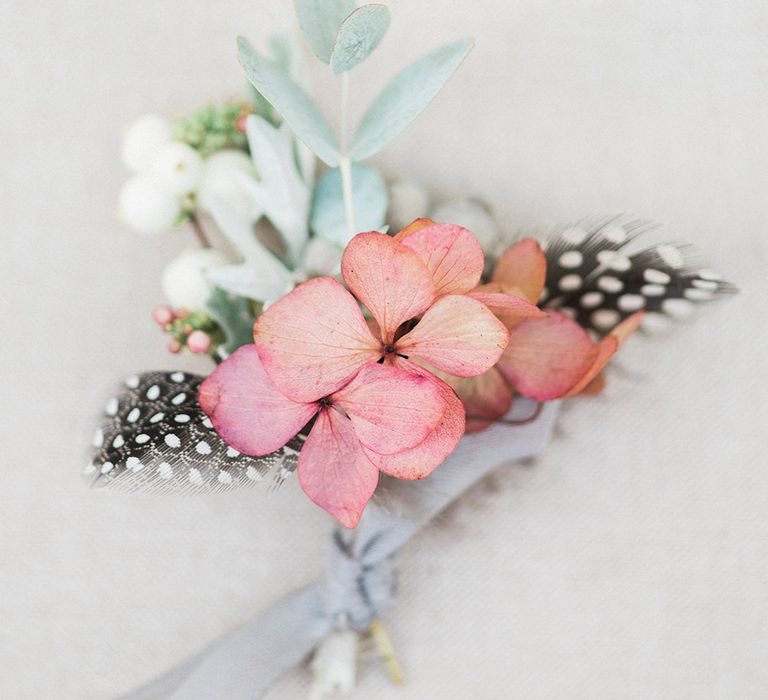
[123,586,331,700]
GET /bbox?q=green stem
[188,211,212,249]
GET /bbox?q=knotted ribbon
[126,399,559,699]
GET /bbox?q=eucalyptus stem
[339,71,356,239]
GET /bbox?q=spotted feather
[540,217,737,334]
[85,371,303,494]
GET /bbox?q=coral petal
[341,232,435,341]
[299,409,379,528]
[397,295,509,377]
[198,345,317,456]
[497,312,597,400]
[564,311,644,397]
[332,363,443,454]
[492,238,547,303]
[580,371,607,396]
[253,277,380,402]
[364,363,465,479]
[467,291,547,328]
[398,223,485,296]
[445,368,513,433]
[394,218,436,240]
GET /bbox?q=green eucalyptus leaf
[238,36,340,166]
[294,0,357,63]
[330,4,391,74]
[310,163,388,246]
[349,38,474,161]
[205,287,257,355]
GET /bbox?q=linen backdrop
[1,0,765,698]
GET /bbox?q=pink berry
[174,307,189,319]
[153,305,174,326]
[187,330,211,354]
[167,339,182,354]
[182,324,193,335]
[235,115,248,133]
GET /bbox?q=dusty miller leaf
[205,199,293,303]
[239,115,312,262]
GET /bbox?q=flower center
[383,344,396,354]
[318,396,333,408]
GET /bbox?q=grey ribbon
[126,399,559,699]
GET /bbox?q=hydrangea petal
[467,290,547,328]
[497,312,597,400]
[332,363,443,455]
[299,408,379,528]
[492,238,547,303]
[564,311,644,397]
[341,231,435,341]
[363,365,464,479]
[445,368,513,434]
[398,223,485,296]
[393,218,435,240]
[198,345,317,455]
[254,276,380,402]
[397,295,509,377]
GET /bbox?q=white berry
[149,142,204,196]
[118,175,180,235]
[121,114,172,172]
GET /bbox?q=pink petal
[497,312,597,400]
[198,345,317,456]
[332,363,443,455]
[299,407,379,528]
[467,290,547,328]
[492,238,547,304]
[253,276,380,403]
[397,295,509,377]
[362,365,465,479]
[564,311,644,397]
[444,368,514,434]
[398,223,485,296]
[341,232,435,342]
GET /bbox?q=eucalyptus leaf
[349,38,474,161]
[238,36,340,166]
[330,4,391,74]
[206,288,257,355]
[310,163,388,246]
[294,0,357,63]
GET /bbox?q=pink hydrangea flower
[200,229,512,526]
[200,348,444,527]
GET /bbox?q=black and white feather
[539,216,737,335]
[85,371,303,494]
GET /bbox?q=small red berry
[152,305,174,326]
[187,330,212,354]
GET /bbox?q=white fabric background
[1,1,765,698]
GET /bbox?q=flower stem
[369,618,404,685]
[339,71,356,239]
[188,211,212,249]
